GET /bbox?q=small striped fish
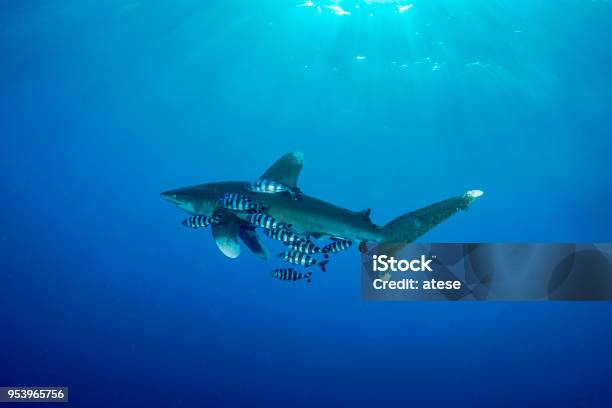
[271,268,312,283]
[246,179,289,194]
[263,228,302,243]
[247,212,290,230]
[280,250,328,271]
[323,239,353,254]
[181,215,219,229]
[288,239,323,256]
[218,193,260,212]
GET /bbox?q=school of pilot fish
[179,178,353,284]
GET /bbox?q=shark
[161,152,483,259]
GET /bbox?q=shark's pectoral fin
[238,226,270,260]
[261,151,304,189]
[211,213,241,259]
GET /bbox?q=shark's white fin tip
[293,151,305,163]
[466,189,484,199]
[217,238,241,258]
[211,212,241,259]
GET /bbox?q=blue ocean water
[1,0,611,406]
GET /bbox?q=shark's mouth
[160,191,179,204]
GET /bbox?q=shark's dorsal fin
[356,208,372,222]
[238,225,270,260]
[261,152,304,189]
[211,211,241,258]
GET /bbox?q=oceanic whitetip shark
[161,152,483,259]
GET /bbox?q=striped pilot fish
[288,239,324,256]
[280,250,328,272]
[218,193,260,212]
[247,212,290,230]
[181,215,220,229]
[263,228,302,243]
[246,178,289,194]
[271,268,312,283]
[323,239,353,254]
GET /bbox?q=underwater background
[1,0,611,406]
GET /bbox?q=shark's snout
[161,190,180,204]
[162,184,221,220]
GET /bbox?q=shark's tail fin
[380,190,483,244]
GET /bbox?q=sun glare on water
[297,1,414,17]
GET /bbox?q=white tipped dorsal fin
[261,152,304,189]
